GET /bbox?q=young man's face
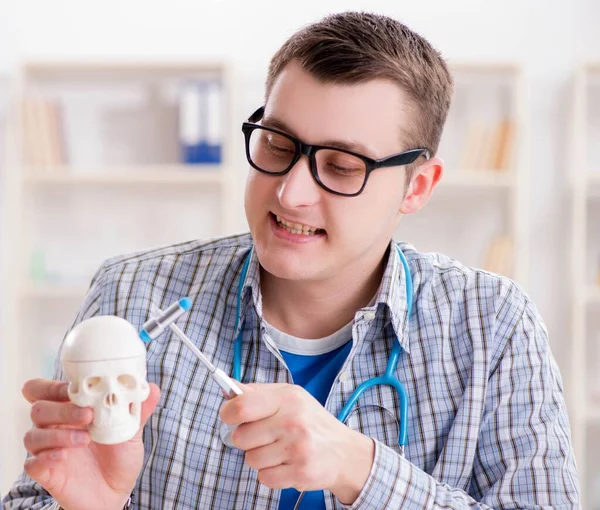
[244,61,437,283]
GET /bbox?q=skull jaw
[89,418,139,445]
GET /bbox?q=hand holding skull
[21,316,160,510]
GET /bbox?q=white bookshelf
[399,63,529,286]
[23,165,231,185]
[569,63,600,509]
[0,60,245,494]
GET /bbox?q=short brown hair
[266,11,453,177]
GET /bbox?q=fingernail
[72,407,83,421]
[72,431,88,444]
[59,385,69,400]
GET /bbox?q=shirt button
[362,311,376,321]
[339,371,350,383]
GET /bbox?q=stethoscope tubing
[231,244,411,449]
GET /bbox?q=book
[494,119,515,172]
[459,118,516,173]
[22,96,66,171]
[482,235,513,276]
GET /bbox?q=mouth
[270,212,326,236]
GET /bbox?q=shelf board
[23,60,228,78]
[440,171,515,189]
[448,62,520,73]
[22,165,228,185]
[21,284,88,299]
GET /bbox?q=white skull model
[61,315,150,445]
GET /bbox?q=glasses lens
[248,127,297,173]
[315,149,367,195]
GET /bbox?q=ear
[399,157,443,215]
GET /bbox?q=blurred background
[0,0,599,506]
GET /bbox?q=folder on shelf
[179,79,223,165]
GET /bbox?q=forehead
[265,62,411,158]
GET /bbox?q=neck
[260,247,389,339]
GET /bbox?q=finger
[232,418,278,450]
[257,464,302,490]
[244,440,287,471]
[220,386,285,425]
[24,428,90,455]
[141,383,161,425]
[24,449,68,494]
[30,401,93,428]
[131,383,161,442]
[22,379,69,404]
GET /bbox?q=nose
[277,155,322,209]
[104,393,119,407]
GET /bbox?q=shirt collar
[235,246,262,339]
[372,240,412,353]
[235,240,413,353]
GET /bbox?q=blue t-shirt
[265,322,353,510]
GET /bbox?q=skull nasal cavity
[104,393,119,406]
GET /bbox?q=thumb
[132,383,161,440]
[232,382,255,394]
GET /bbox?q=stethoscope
[141,245,411,510]
[231,245,411,456]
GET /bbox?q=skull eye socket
[85,377,102,392]
[118,375,137,390]
[69,380,80,394]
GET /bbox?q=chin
[256,244,317,282]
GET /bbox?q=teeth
[276,215,321,235]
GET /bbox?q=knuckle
[244,450,258,469]
[283,416,309,438]
[230,426,242,448]
[288,440,309,462]
[30,401,43,424]
[23,430,36,451]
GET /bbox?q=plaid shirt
[4,233,580,509]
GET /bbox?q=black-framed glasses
[241,106,430,197]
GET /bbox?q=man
[4,11,579,510]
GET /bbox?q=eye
[266,141,293,154]
[117,374,137,390]
[330,163,361,173]
[85,376,102,392]
[264,133,294,154]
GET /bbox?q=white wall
[4,0,594,373]
[0,0,598,495]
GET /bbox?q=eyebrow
[261,114,377,158]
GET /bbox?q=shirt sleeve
[344,300,580,509]
[1,264,107,510]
